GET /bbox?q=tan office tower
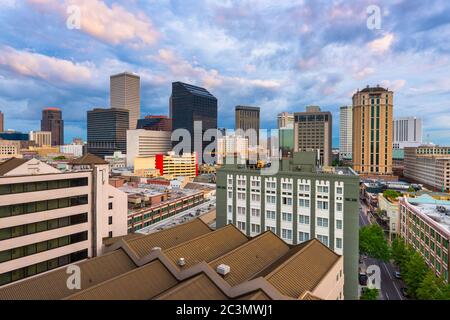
[0,111,3,132]
[110,72,140,129]
[235,106,260,147]
[352,86,393,175]
[277,112,294,129]
[294,106,332,166]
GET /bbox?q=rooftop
[173,82,217,99]
[69,153,109,166]
[406,195,450,233]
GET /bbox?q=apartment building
[404,146,450,192]
[0,154,128,287]
[216,151,360,299]
[126,129,172,167]
[400,195,449,282]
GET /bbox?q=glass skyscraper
[170,82,218,164]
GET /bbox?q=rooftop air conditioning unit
[178,257,186,267]
[216,264,230,276]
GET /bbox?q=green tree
[360,288,379,300]
[382,189,402,200]
[407,186,415,193]
[403,251,427,298]
[416,270,450,300]
[391,238,409,268]
[359,224,391,261]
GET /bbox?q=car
[393,271,402,279]
[359,272,368,286]
[400,287,409,298]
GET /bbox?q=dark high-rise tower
[0,110,4,133]
[170,82,218,163]
[235,105,260,147]
[87,108,129,158]
[41,108,64,146]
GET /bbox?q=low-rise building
[60,143,84,157]
[134,152,198,179]
[29,131,52,147]
[400,195,450,282]
[0,141,21,162]
[0,154,128,287]
[377,193,400,242]
[104,151,127,169]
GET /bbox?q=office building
[279,127,294,157]
[404,146,450,192]
[235,106,260,147]
[87,108,129,158]
[0,131,29,141]
[29,131,52,147]
[400,196,449,282]
[0,154,128,287]
[277,112,294,129]
[0,111,3,133]
[352,86,393,176]
[217,134,249,165]
[294,106,332,167]
[134,151,198,179]
[110,72,140,129]
[60,144,84,157]
[136,115,172,131]
[393,117,422,149]
[41,108,64,146]
[126,129,172,167]
[216,151,360,299]
[339,106,352,160]
[0,141,21,162]
[0,218,344,300]
[170,82,217,164]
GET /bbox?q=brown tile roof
[0,158,28,176]
[164,224,248,269]
[156,274,227,300]
[126,218,213,259]
[237,290,271,300]
[67,261,177,300]
[0,250,136,300]
[300,291,322,300]
[103,233,144,247]
[208,231,290,286]
[262,239,340,299]
[69,153,109,165]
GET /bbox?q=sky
[0,0,450,147]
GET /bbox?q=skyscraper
[294,106,332,166]
[87,108,129,158]
[277,112,294,129]
[170,82,218,164]
[393,116,422,149]
[352,85,393,175]
[41,108,64,146]
[110,72,140,129]
[235,106,260,147]
[339,106,353,160]
[0,110,4,132]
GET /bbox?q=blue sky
[1,0,450,147]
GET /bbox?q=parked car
[393,271,402,279]
[401,287,410,298]
[359,272,368,286]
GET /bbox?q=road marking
[385,292,390,300]
[382,262,403,300]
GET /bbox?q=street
[359,200,405,300]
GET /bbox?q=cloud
[27,0,159,46]
[368,33,395,54]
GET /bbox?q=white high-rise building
[393,116,422,149]
[339,106,352,160]
[126,129,172,167]
[217,134,249,164]
[29,131,52,147]
[110,72,140,130]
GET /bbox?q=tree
[407,186,415,193]
[391,238,409,268]
[359,224,391,261]
[360,288,379,300]
[382,189,402,200]
[416,270,450,300]
[403,251,427,298]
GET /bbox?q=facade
[279,127,294,157]
[29,131,52,147]
[104,151,127,169]
[87,108,129,158]
[0,111,3,133]
[216,151,360,299]
[377,193,400,242]
[41,108,64,146]
[0,141,21,162]
[339,106,352,160]
[0,131,29,141]
[235,106,260,147]
[404,146,450,192]
[400,195,449,282]
[294,106,332,167]
[0,155,128,287]
[170,82,217,164]
[110,72,140,129]
[60,144,84,157]
[352,86,393,175]
[277,112,294,129]
[217,134,249,165]
[393,117,422,149]
[126,129,172,167]
[136,115,172,131]
[134,152,198,179]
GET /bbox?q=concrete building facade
[235,106,260,147]
[339,106,352,160]
[110,72,140,130]
[277,112,294,129]
[393,117,422,149]
[126,129,172,167]
[41,108,64,146]
[29,131,52,147]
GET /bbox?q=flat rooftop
[407,195,450,233]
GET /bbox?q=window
[108,202,113,210]
[336,219,343,229]
[317,201,329,210]
[227,205,232,213]
[336,238,343,249]
[108,216,113,225]
[266,210,276,220]
[237,207,246,216]
[108,231,113,238]
[317,234,329,246]
[282,229,293,240]
[282,212,292,222]
[299,198,310,208]
[251,194,260,202]
[336,187,343,194]
[299,232,310,242]
[266,195,276,204]
[251,208,260,217]
[336,203,343,212]
[266,226,276,233]
[299,215,310,225]
[237,192,246,201]
[251,224,261,233]
[282,197,292,206]
[237,221,246,232]
[317,217,329,227]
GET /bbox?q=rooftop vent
[151,247,161,252]
[178,257,186,267]
[217,264,230,276]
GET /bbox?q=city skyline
[0,1,450,146]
